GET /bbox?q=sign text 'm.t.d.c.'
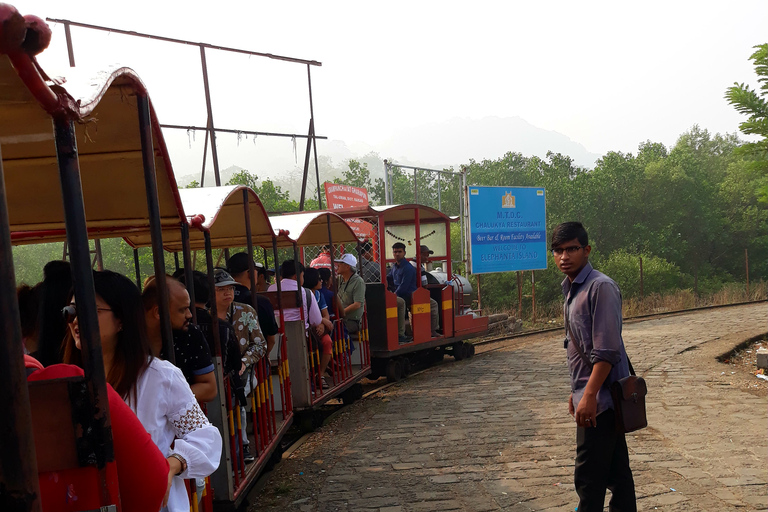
[467,186,547,274]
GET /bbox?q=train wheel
[453,342,467,361]
[467,343,476,358]
[341,383,363,405]
[400,357,412,377]
[265,443,284,472]
[386,359,403,382]
[428,348,445,364]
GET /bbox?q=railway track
[253,299,766,497]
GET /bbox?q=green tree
[725,44,768,163]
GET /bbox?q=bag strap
[565,307,636,376]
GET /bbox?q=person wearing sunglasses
[62,270,222,512]
[552,222,636,512]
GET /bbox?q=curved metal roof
[1,39,185,245]
[125,185,274,251]
[331,204,456,223]
[268,211,359,247]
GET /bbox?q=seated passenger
[318,267,344,323]
[227,252,279,356]
[268,260,333,389]
[335,253,366,335]
[388,242,416,343]
[142,276,217,402]
[410,245,441,337]
[303,267,335,335]
[17,283,41,355]
[213,268,267,463]
[25,355,169,512]
[62,270,222,512]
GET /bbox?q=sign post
[467,186,547,274]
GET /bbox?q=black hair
[303,267,321,289]
[551,222,589,249]
[180,270,210,306]
[392,242,406,252]
[63,270,151,403]
[171,267,186,279]
[318,267,331,289]
[36,260,72,367]
[360,241,372,253]
[281,259,304,279]
[227,252,250,276]
[17,283,41,341]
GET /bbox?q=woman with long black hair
[63,270,221,512]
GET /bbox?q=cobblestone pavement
[251,303,768,511]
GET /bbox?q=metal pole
[0,146,42,512]
[517,271,522,320]
[461,168,468,273]
[299,119,313,211]
[137,95,174,364]
[174,251,180,271]
[242,189,259,310]
[204,231,222,358]
[437,172,442,211]
[306,65,323,210]
[531,271,536,324]
[413,168,418,204]
[199,46,222,186]
[476,274,482,312]
[133,247,141,288]
[64,22,76,67]
[383,160,390,206]
[639,256,644,300]
[414,209,421,287]
[53,118,114,498]
[326,216,336,293]
[181,222,197,324]
[745,248,750,297]
[200,118,209,187]
[94,238,104,270]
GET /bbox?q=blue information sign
[467,186,547,274]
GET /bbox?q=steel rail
[160,124,328,141]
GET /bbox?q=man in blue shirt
[388,242,416,343]
[552,221,636,512]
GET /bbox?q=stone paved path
[251,303,768,511]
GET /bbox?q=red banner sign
[323,183,369,210]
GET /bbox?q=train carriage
[333,204,488,381]
[268,211,373,430]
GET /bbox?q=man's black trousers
[575,408,637,512]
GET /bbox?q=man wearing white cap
[336,253,366,334]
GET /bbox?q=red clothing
[310,252,332,269]
[26,361,169,512]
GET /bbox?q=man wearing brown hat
[411,245,441,337]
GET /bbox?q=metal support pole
[383,160,390,206]
[307,65,323,210]
[639,256,644,300]
[137,95,174,364]
[204,231,222,358]
[94,238,104,270]
[745,248,750,297]
[299,119,313,211]
[133,248,141,288]
[0,146,42,512]
[476,274,482,312]
[531,271,536,324]
[461,168,468,273]
[174,251,180,271]
[414,209,421,287]
[517,271,522,320]
[181,222,196,324]
[413,168,418,204]
[242,189,259,311]
[437,172,442,211]
[326,216,336,293]
[200,46,222,186]
[53,117,114,496]
[200,117,210,187]
[64,22,76,67]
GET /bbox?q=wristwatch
[169,453,187,475]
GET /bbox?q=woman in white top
[63,270,222,512]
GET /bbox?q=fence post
[531,271,536,324]
[745,248,750,297]
[639,256,644,300]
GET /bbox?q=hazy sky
[12,0,768,173]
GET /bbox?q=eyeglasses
[216,285,235,293]
[62,304,113,324]
[552,245,584,256]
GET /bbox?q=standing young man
[551,221,636,512]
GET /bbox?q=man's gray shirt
[562,262,631,416]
